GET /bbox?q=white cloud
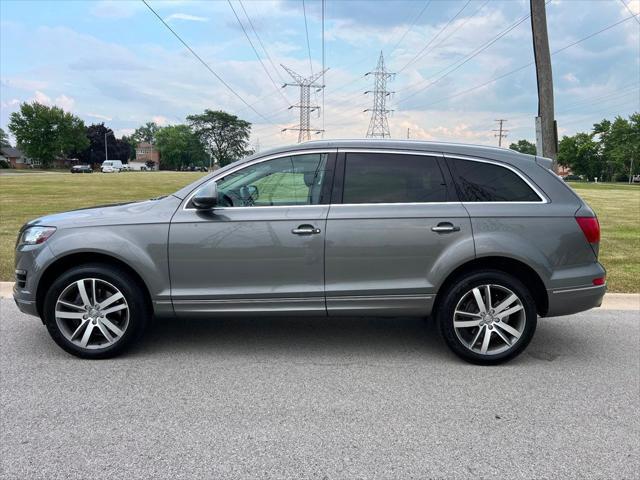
[2,78,48,91]
[32,91,51,104]
[563,73,580,84]
[152,115,169,126]
[90,1,140,19]
[86,112,113,121]
[31,91,76,111]
[165,13,209,23]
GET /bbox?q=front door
[169,150,335,316]
[324,150,474,316]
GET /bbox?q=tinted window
[212,153,328,207]
[343,153,447,204]
[449,158,541,202]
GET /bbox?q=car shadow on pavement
[129,314,592,365]
[134,315,456,361]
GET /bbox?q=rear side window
[449,158,542,202]
[343,153,447,203]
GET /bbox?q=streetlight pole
[104,129,113,161]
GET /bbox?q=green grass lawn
[0,174,638,292]
[0,172,206,282]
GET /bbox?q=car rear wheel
[437,270,537,365]
[43,264,149,359]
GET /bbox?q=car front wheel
[437,270,537,365]
[43,264,149,359]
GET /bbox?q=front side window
[342,153,447,204]
[211,153,328,207]
[449,158,542,202]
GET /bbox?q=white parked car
[101,160,123,173]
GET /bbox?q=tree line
[4,101,253,170]
[510,112,639,181]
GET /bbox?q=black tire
[43,263,149,359]
[437,270,537,365]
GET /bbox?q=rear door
[324,149,474,316]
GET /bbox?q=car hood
[25,195,182,230]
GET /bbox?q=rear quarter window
[448,158,542,202]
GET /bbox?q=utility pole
[530,0,558,170]
[407,128,410,139]
[493,119,508,147]
[365,51,395,138]
[281,64,328,143]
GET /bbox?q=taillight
[575,216,600,244]
[592,277,605,286]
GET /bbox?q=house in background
[0,146,34,168]
[135,142,160,170]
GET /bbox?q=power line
[387,0,433,58]
[415,13,639,109]
[395,8,533,105]
[503,82,640,124]
[321,0,326,138]
[302,0,314,76]
[620,0,640,25]
[141,0,271,123]
[238,0,287,84]
[397,0,472,73]
[227,0,290,107]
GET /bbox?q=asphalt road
[1,299,638,480]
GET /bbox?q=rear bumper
[545,284,606,317]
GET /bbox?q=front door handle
[431,222,460,233]
[292,224,321,235]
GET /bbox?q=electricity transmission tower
[493,119,509,147]
[281,64,327,143]
[365,51,395,138]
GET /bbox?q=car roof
[245,139,536,165]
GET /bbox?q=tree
[509,139,537,155]
[74,123,130,165]
[132,122,161,145]
[595,115,639,181]
[187,110,252,167]
[558,133,601,180]
[0,127,10,148]
[8,102,89,167]
[155,124,208,170]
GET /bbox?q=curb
[1,282,638,311]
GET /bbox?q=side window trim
[182,149,337,210]
[444,154,548,204]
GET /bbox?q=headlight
[18,226,56,246]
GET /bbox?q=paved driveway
[1,299,638,479]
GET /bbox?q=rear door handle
[292,224,321,235]
[431,222,460,233]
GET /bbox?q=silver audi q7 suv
[13,140,606,364]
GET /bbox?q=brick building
[135,142,160,169]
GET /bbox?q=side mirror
[192,182,218,210]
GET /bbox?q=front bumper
[13,282,39,317]
[546,284,606,317]
[13,242,57,319]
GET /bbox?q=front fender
[46,224,171,303]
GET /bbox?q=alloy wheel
[54,278,129,350]
[453,284,526,356]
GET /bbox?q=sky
[1,0,639,151]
